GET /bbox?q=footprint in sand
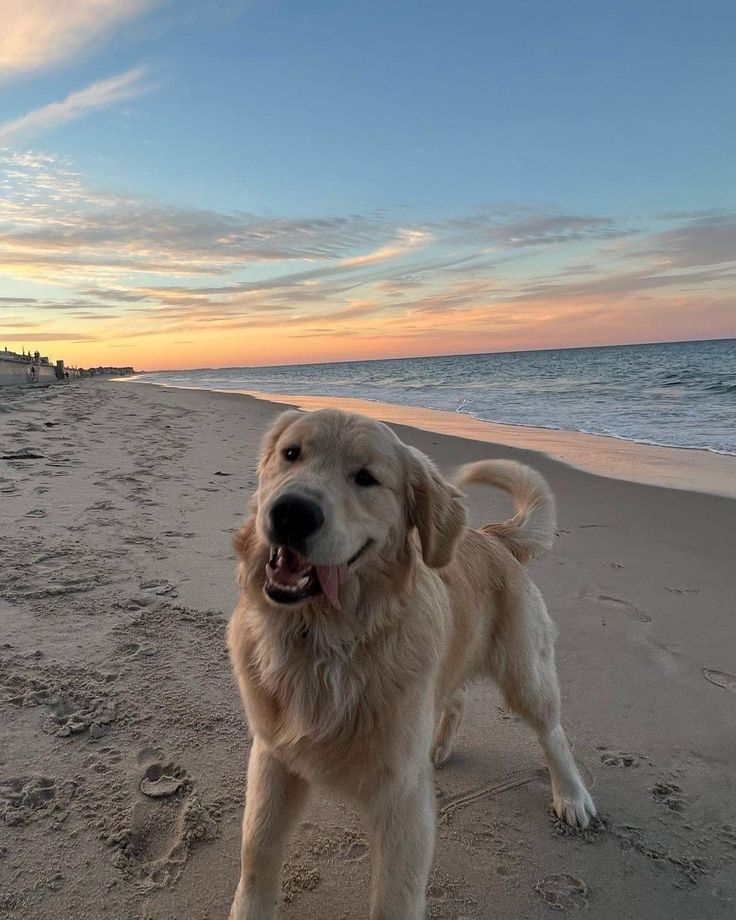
[427,873,479,918]
[652,780,686,812]
[118,640,156,661]
[138,579,177,597]
[0,775,56,809]
[281,863,321,902]
[86,747,123,774]
[597,746,641,768]
[340,839,369,863]
[534,873,588,911]
[595,594,652,623]
[137,749,189,798]
[702,669,736,692]
[140,763,188,799]
[0,775,75,826]
[107,790,216,887]
[85,500,119,512]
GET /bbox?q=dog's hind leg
[432,687,465,767]
[489,586,596,828]
[229,736,310,920]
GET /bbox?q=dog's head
[236,409,465,611]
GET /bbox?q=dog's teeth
[296,575,309,589]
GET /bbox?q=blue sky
[9,0,735,215]
[1,0,735,368]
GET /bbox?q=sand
[1,378,735,920]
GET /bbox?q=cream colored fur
[228,409,595,920]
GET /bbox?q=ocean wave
[142,338,736,456]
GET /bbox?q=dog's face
[246,409,465,611]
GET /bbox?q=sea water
[141,338,736,456]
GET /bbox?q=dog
[227,408,596,919]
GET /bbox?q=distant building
[0,347,134,386]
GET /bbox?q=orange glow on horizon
[7,292,734,372]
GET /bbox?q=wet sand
[241,389,736,499]
[1,379,735,919]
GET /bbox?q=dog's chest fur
[231,586,444,780]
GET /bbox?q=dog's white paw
[432,739,452,768]
[553,787,597,829]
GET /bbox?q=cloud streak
[2,152,734,368]
[0,0,158,80]
[0,68,150,145]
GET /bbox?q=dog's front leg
[229,736,309,920]
[364,765,436,920]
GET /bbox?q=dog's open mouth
[264,542,370,610]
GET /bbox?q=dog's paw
[432,739,452,768]
[553,787,597,829]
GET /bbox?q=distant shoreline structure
[0,346,134,387]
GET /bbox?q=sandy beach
[2,378,735,920]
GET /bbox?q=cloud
[625,213,736,269]
[303,300,388,324]
[0,151,397,280]
[3,151,735,366]
[0,1,158,80]
[437,210,630,249]
[505,265,736,304]
[0,68,150,145]
[1,329,99,341]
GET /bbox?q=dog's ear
[406,447,465,568]
[259,410,303,474]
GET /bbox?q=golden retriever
[228,408,595,919]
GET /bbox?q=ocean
[140,338,736,456]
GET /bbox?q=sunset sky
[1,0,735,370]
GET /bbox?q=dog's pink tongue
[316,564,349,611]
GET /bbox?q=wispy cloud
[623,213,736,269]
[2,151,734,366]
[436,210,630,249]
[0,68,150,146]
[0,0,158,80]
[0,151,402,281]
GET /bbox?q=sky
[0,0,735,370]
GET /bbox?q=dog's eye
[283,446,300,462]
[355,468,378,487]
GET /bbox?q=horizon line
[135,334,735,375]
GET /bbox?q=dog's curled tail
[455,459,557,563]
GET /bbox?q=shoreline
[127,379,736,499]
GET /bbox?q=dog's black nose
[269,494,324,547]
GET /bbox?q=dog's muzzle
[264,540,372,611]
